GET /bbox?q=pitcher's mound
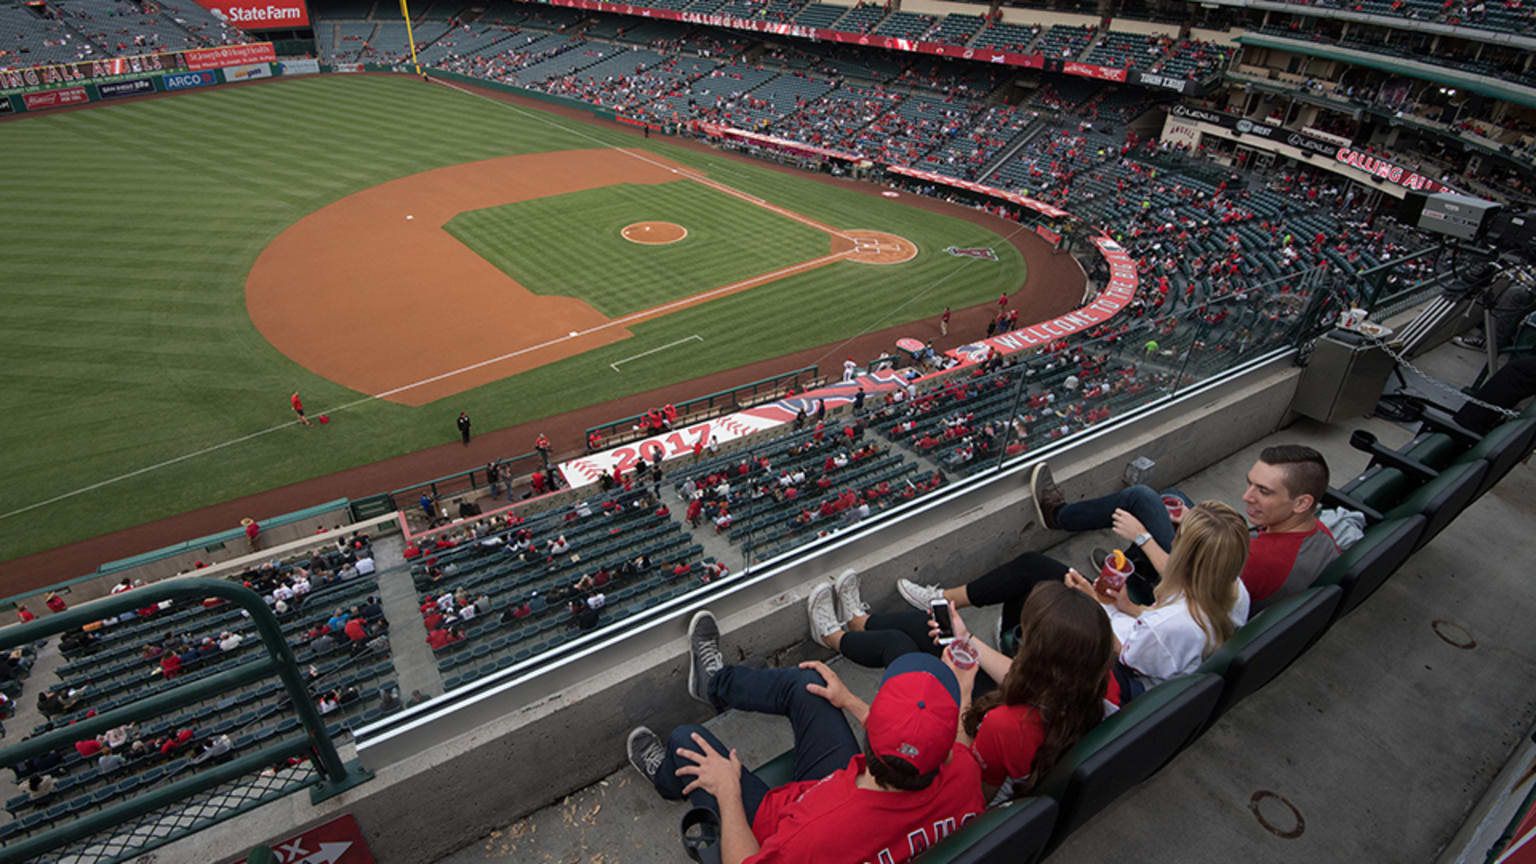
[622,221,688,245]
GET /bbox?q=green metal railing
[585,366,820,449]
[387,449,542,511]
[0,579,370,863]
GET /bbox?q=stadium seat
[1034,673,1223,851]
[1381,461,1486,551]
[1310,516,1425,618]
[1450,418,1536,499]
[1196,586,1343,727]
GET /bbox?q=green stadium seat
[1450,418,1536,499]
[1034,673,1223,851]
[1196,586,1343,727]
[1382,461,1486,551]
[1310,515,1424,619]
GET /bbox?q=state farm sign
[190,0,309,29]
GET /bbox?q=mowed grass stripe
[444,181,833,317]
[0,74,1029,563]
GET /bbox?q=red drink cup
[1163,496,1186,524]
[945,639,978,671]
[1096,552,1133,601]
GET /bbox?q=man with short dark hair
[627,611,983,864]
[898,446,1338,616]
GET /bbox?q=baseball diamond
[0,73,1060,573]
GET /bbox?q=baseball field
[0,72,1040,570]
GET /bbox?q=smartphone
[930,599,956,645]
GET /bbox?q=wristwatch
[1132,532,1152,547]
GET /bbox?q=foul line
[611,335,704,372]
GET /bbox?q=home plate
[406,215,414,220]
[568,331,578,337]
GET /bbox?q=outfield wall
[0,46,323,116]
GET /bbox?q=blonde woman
[1064,501,1250,696]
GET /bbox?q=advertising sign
[234,815,375,864]
[223,62,273,82]
[185,43,277,71]
[97,78,155,99]
[281,58,321,75]
[1063,62,1128,83]
[1,49,182,95]
[23,87,88,109]
[189,0,309,29]
[164,70,217,91]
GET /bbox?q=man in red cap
[627,611,983,864]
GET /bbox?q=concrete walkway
[435,342,1536,864]
[372,536,444,701]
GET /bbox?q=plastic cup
[1096,552,1133,601]
[945,639,978,671]
[1163,496,1186,524]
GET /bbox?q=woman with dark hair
[811,574,1119,803]
[949,582,1116,803]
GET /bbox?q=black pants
[1454,353,1536,433]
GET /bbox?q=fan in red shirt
[627,612,984,864]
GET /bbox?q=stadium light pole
[399,0,423,78]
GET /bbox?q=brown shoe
[1031,463,1065,530]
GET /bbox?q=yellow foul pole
[399,0,423,78]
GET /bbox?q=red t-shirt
[427,629,452,650]
[75,739,103,758]
[971,675,1120,793]
[291,393,303,412]
[1241,522,1340,605]
[345,619,368,642]
[744,745,986,864]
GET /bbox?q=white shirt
[1106,580,1250,685]
[291,577,311,596]
[355,557,376,575]
[272,585,294,602]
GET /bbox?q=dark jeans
[652,666,860,825]
[1058,484,1189,603]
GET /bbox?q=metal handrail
[0,578,371,863]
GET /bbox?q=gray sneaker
[1031,462,1065,530]
[687,610,725,706]
[627,726,666,784]
[832,568,868,621]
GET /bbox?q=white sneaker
[896,578,944,611]
[808,583,842,649]
[832,568,868,621]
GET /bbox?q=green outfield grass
[444,181,832,317]
[0,73,1031,568]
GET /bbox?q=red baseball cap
[865,653,961,775]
